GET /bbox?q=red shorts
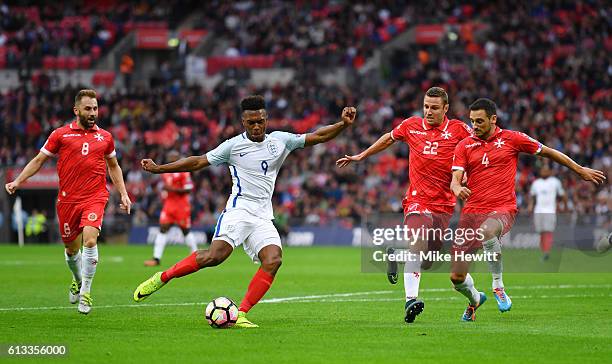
[159,202,191,229]
[403,201,453,251]
[452,211,516,253]
[57,200,107,243]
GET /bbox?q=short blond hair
[75,89,97,105]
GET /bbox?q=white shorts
[212,209,281,263]
[534,213,557,233]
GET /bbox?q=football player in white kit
[528,165,567,261]
[133,95,357,327]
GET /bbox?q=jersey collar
[422,116,450,131]
[471,126,503,141]
[70,121,99,131]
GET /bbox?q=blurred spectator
[25,208,47,243]
[120,54,135,90]
[0,0,609,233]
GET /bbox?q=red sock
[161,252,200,282]
[540,232,554,253]
[239,268,275,313]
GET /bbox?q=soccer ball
[595,232,611,253]
[205,297,239,328]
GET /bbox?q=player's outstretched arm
[450,169,471,201]
[141,155,210,174]
[4,152,49,194]
[107,157,132,214]
[336,132,394,168]
[539,146,607,185]
[304,106,356,147]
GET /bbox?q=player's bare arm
[304,106,356,147]
[4,152,50,194]
[107,156,132,214]
[336,132,394,168]
[539,146,606,185]
[141,155,210,174]
[450,169,471,201]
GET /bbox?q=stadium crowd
[0,0,610,230]
[0,1,195,69]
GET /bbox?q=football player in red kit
[5,89,132,315]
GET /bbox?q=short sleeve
[271,131,305,152]
[390,119,409,142]
[510,131,543,155]
[458,122,473,139]
[105,134,116,159]
[451,141,468,171]
[41,130,60,157]
[206,139,234,166]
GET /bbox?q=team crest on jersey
[406,203,420,213]
[94,133,104,141]
[88,213,98,221]
[494,138,505,149]
[267,141,279,156]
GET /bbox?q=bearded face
[74,96,98,129]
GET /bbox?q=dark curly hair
[241,95,266,111]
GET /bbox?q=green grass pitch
[0,244,610,363]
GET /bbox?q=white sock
[65,250,82,283]
[453,273,480,305]
[482,237,504,290]
[403,251,422,300]
[184,232,197,252]
[81,246,98,294]
[153,232,168,260]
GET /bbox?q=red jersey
[391,116,472,213]
[161,172,193,206]
[41,121,115,203]
[452,127,543,213]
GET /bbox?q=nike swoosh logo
[137,292,151,299]
[239,152,250,157]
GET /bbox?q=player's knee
[82,236,97,248]
[479,219,500,240]
[261,255,282,272]
[65,246,79,256]
[450,272,466,284]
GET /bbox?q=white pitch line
[260,290,392,303]
[0,284,610,313]
[0,256,124,265]
[287,293,612,304]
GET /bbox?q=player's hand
[452,185,471,200]
[578,167,606,185]
[341,107,357,125]
[141,159,161,174]
[119,194,132,215]
[4,181,20,195]
[336,154,363,168]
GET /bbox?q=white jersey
[530,176,564,214]
[206,131,306,220]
